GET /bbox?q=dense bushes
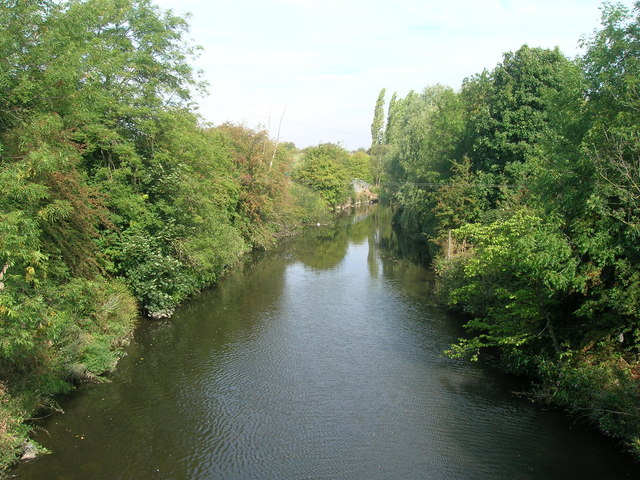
[376,1,640,458]
[0,0,331,471]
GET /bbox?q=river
[15,207,639,479]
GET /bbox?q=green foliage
[389,85,463,184]
[376,1,640,457]
[294,143,352,207]
[371,88,386,147]
[347,149,373,184]
[536,345,640,454]
[114,226,187,318]
[0,385,31,473]
[380,85,466,239]
[214,122,298,248]
[0,0,329,470]
[286,183,332,226]
[55,278,137,375]
[468,45,579,172]
[440,210,581,359]
[433,157,495,232]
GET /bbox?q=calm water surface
[16,208,640,479]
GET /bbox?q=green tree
[381,85,465,238]
[294,144,351,208]
[385,91,399,144]
[347,149,373,184]
[371,88,386,147]
[469,46,579,172]
[573,0,640,336]
[442,210,582,361]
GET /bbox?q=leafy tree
[214,122,300,247]
[385,92,399,144]
[468,46,579,172]
[371,88,386,147]
[372,2,640,457]
[347,149,373,184]
[442,210,582,361]
[381,85,465,238]
[574,0,640,338]
[0,0,314,467]
[294,144,351,208]
[433,156,494,233]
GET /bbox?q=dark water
[16,208,639,479]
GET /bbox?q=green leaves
[115,227,187,318]
[369,3,640,455]
[371,88,386,147]
[294,143,352,208]
[0,0,339,468]
[457,212,578,291]
[467,46,579,172]
[440,210,580,360]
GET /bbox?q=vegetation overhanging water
[3,0,640,473]
[14,207,640,479]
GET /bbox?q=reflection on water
[16,207,639,479]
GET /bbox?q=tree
[214,122,295,247]
[468,46,579,172]
[443,210,581,361]
[380,85,465,237]
[433,156,493,233]
[385,92,399,144]
[347,149,373,184]
[294,144,351,208]
[371,88,386,147]
[572,0,640,333]
[581,1,640,217]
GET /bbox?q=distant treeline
[373,1,640,458]
[0,0,377,470]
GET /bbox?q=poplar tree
[385,92,398,144]
[371,88,386,147]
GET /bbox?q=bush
[536,345,640,457]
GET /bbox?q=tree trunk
[544,309,560,356]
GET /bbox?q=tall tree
[469,46,578,172]
[371,88,386,147]
[385,92,399,144]
[575,0,640,332]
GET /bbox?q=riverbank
[434,246,640,461]
[0,278,140,474]
[0,2,377,474]
[0,209,335,475]
[13,206,639,479]
[369,2,640,462]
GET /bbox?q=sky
[152,0,634,151]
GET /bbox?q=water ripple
[16,217,640,480]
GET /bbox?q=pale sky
[152,0,633,151]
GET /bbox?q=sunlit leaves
[294,143,351,208]
[443,210,580,358]
[468,45,579,172]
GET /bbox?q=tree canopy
[0,0,331,470]
[374,1,640,457]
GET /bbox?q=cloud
[154,0,633,150]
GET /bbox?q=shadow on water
[14,206,640,480]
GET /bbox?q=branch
[270,109,286,169]
[0,263,8,290]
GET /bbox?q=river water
[16,207,639,479]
